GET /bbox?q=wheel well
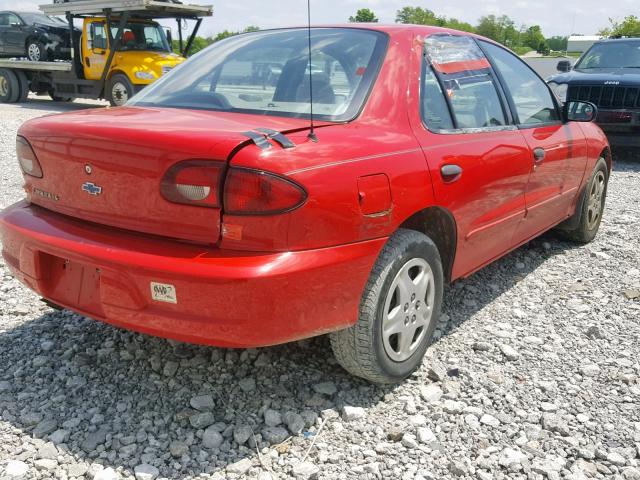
[108,70,128,81]
[399,207,457,283]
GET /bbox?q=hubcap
[28,44,40,61]
[111,82,129,106]
[586,171,605,230]
[382,258,435,362]
[0,76,7,97]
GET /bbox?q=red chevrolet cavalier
[0,26,610,383]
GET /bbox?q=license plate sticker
[150,282,177,304]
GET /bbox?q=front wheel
[26,41,49,62]
[107,74,134,106]
[330,229,444,384]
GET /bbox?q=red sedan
[0,25,610,383]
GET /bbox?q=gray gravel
[1,98,639,480]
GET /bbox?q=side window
[7,14,22,26]
[0,14,9,26]
[423,35,507,131]
[91,23,107,50]
[422,67,454,130]
[480,41,560,125]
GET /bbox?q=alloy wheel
[27,44,40,62]
[586,171,605,230]
[382,258,436,362]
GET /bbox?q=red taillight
[223,167,307,215]
[160,160,224,208]
[16,136,43,178]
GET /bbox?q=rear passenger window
[422,35,507,131]
[480,41,560,125]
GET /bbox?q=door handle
[440,164,463,183]
[533,148,546,163]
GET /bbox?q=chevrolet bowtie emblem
[82,182,102,196]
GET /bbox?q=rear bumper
[0,202,384,348]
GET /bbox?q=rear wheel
[560,157,608,244]
[330,229,444,384]
[0,68,20,103]
[26,40,49,62]
[15,70,29,103]
[107,74,134,106]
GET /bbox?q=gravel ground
[0,98,639,480]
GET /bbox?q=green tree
[444,18,475,33]
[476,15,519,47]
[173,26,261,56]
[599,15,640,37]
[395,7,443,26]
[349,8,378,23]
[522,25,548,53]
[547,36,568,52]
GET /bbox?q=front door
[410,35,532,279]
[479,41,588,243]
[84,20,109,80]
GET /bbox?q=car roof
[248,24,499,45]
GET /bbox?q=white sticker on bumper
[150,282,177,304]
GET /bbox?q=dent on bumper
[0,202,385,348]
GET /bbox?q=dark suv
[548,38,640,147]
[0,11,78,62]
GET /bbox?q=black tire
[26,40,49,62]
[330,229,444,384]
[15,70,29,103]
[48,89,73,102]
[107,74,134,106]
[560,157,608,244]
[0,68,20,103]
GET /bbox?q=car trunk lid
[19,106,316,245]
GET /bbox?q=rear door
[410,35,532,279]
[480,41,588,243]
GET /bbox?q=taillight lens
[17,136,43,178]
[224,167,307,215]
[160,160,224,208]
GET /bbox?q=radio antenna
[306,0,318,142]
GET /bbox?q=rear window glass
[130,28,388,122]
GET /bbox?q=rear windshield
[130,28,388,122]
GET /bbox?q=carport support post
[182,18,202,57]
[99,10,129,97]
[67,12,82,78]
[177,19,184,55]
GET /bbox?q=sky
[3,0,637,38]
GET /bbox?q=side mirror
[565,101,598,123]
[557,60,572,72]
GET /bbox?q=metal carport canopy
[40,0,212,19]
